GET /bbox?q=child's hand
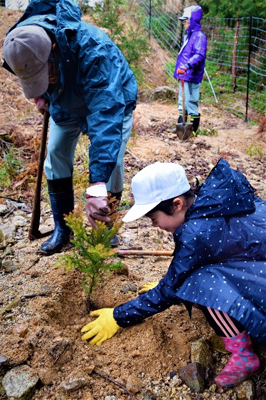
[138,281,159,294]
[81,308,119,345]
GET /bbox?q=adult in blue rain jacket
[173,5,207,135]
[2,0,138,254]
[81,158,266,388]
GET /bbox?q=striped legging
[199,306,244,337]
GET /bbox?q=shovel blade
[175,123,193,141]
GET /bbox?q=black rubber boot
[190,114,200,136]
[108,191,123,247]
[41,177,74,255]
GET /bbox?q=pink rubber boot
[214,330,260,387]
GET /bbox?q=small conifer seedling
[57,206,123,299]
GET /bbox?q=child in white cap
[81,158,266,388]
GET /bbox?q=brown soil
[1,7,266,400]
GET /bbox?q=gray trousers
[44,113,133,193]
[178,81,200,116]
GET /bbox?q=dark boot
[108,191,123,247]
[41,177,74,255]
[190,114,200,136]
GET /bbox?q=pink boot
[214,330,260,387]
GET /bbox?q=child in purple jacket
[174,5,207,135]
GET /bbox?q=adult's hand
[81,308,120,345]
[85,196,110,229]
[177,64,188,74]
[34,96,49,114]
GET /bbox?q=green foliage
[73,135,89,200]
[0,146,22,189]
[145,13,179,57]
[198,0,266,19]
[92,0,125,43]
[245,144,265,159]
[57,208,123,298]
[87,0,150,86]
[197,127,218,136]
[165,59,177,86]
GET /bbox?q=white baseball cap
[123,162,190,222]
[179,5,198,20]
[3,25,52,98]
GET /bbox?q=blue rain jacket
[114,159,266,344]
[173,6,207,83]
[6,0,138,183]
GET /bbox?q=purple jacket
[173,6,207,83]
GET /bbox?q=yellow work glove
[138,281,159,294]
[81,308,120,346]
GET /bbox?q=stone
[0,223,16,246]
[38,368,56,386]
[179,362,205,393]
[11,215,27,227]
[0,204,8,215]
[170,375,182,387]
[2,365,39,400]
[208,333,228,353]
[0,355,8,367]
[60,375,87,391]
[191,339,212,369]
[12,324,29,337]
[126,374,143,394]
[235,380,255,400]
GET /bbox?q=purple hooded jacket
[173,5,207,83]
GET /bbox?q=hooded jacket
[173,6,207,83]
[4,0,138,184]
[114,159,266,344]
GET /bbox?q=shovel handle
[29,111,50,240]
[181,79,186,123]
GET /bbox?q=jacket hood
[186,158,255,219]
[6,0,81,37]
[184,5,203,33]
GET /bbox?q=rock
[46,338,73,366]
[2,365,39,400]
[170,375,182,387]
[38,367,57,385]
[169,370,177,379]
[235,380,255,399]
[2,260,17,273]
[208,333,228,353]
[191,339,212,369]
[60,375,87,391]
[0,223,16,246]
[120,284,138,293]
[126,374,143,394]
[0,355,8,367]
[105,396,117,400]
[209,383,217,392]
[12,324,28,338]
[179,362,205,393]
[11,215,27,227]
[0,204,8,215]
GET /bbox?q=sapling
[57,205,123,300]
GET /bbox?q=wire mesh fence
[141,1,266,122]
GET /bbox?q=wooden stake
[116,249,173,257]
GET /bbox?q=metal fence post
[245,16,252,122]
[149,0,152,40]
